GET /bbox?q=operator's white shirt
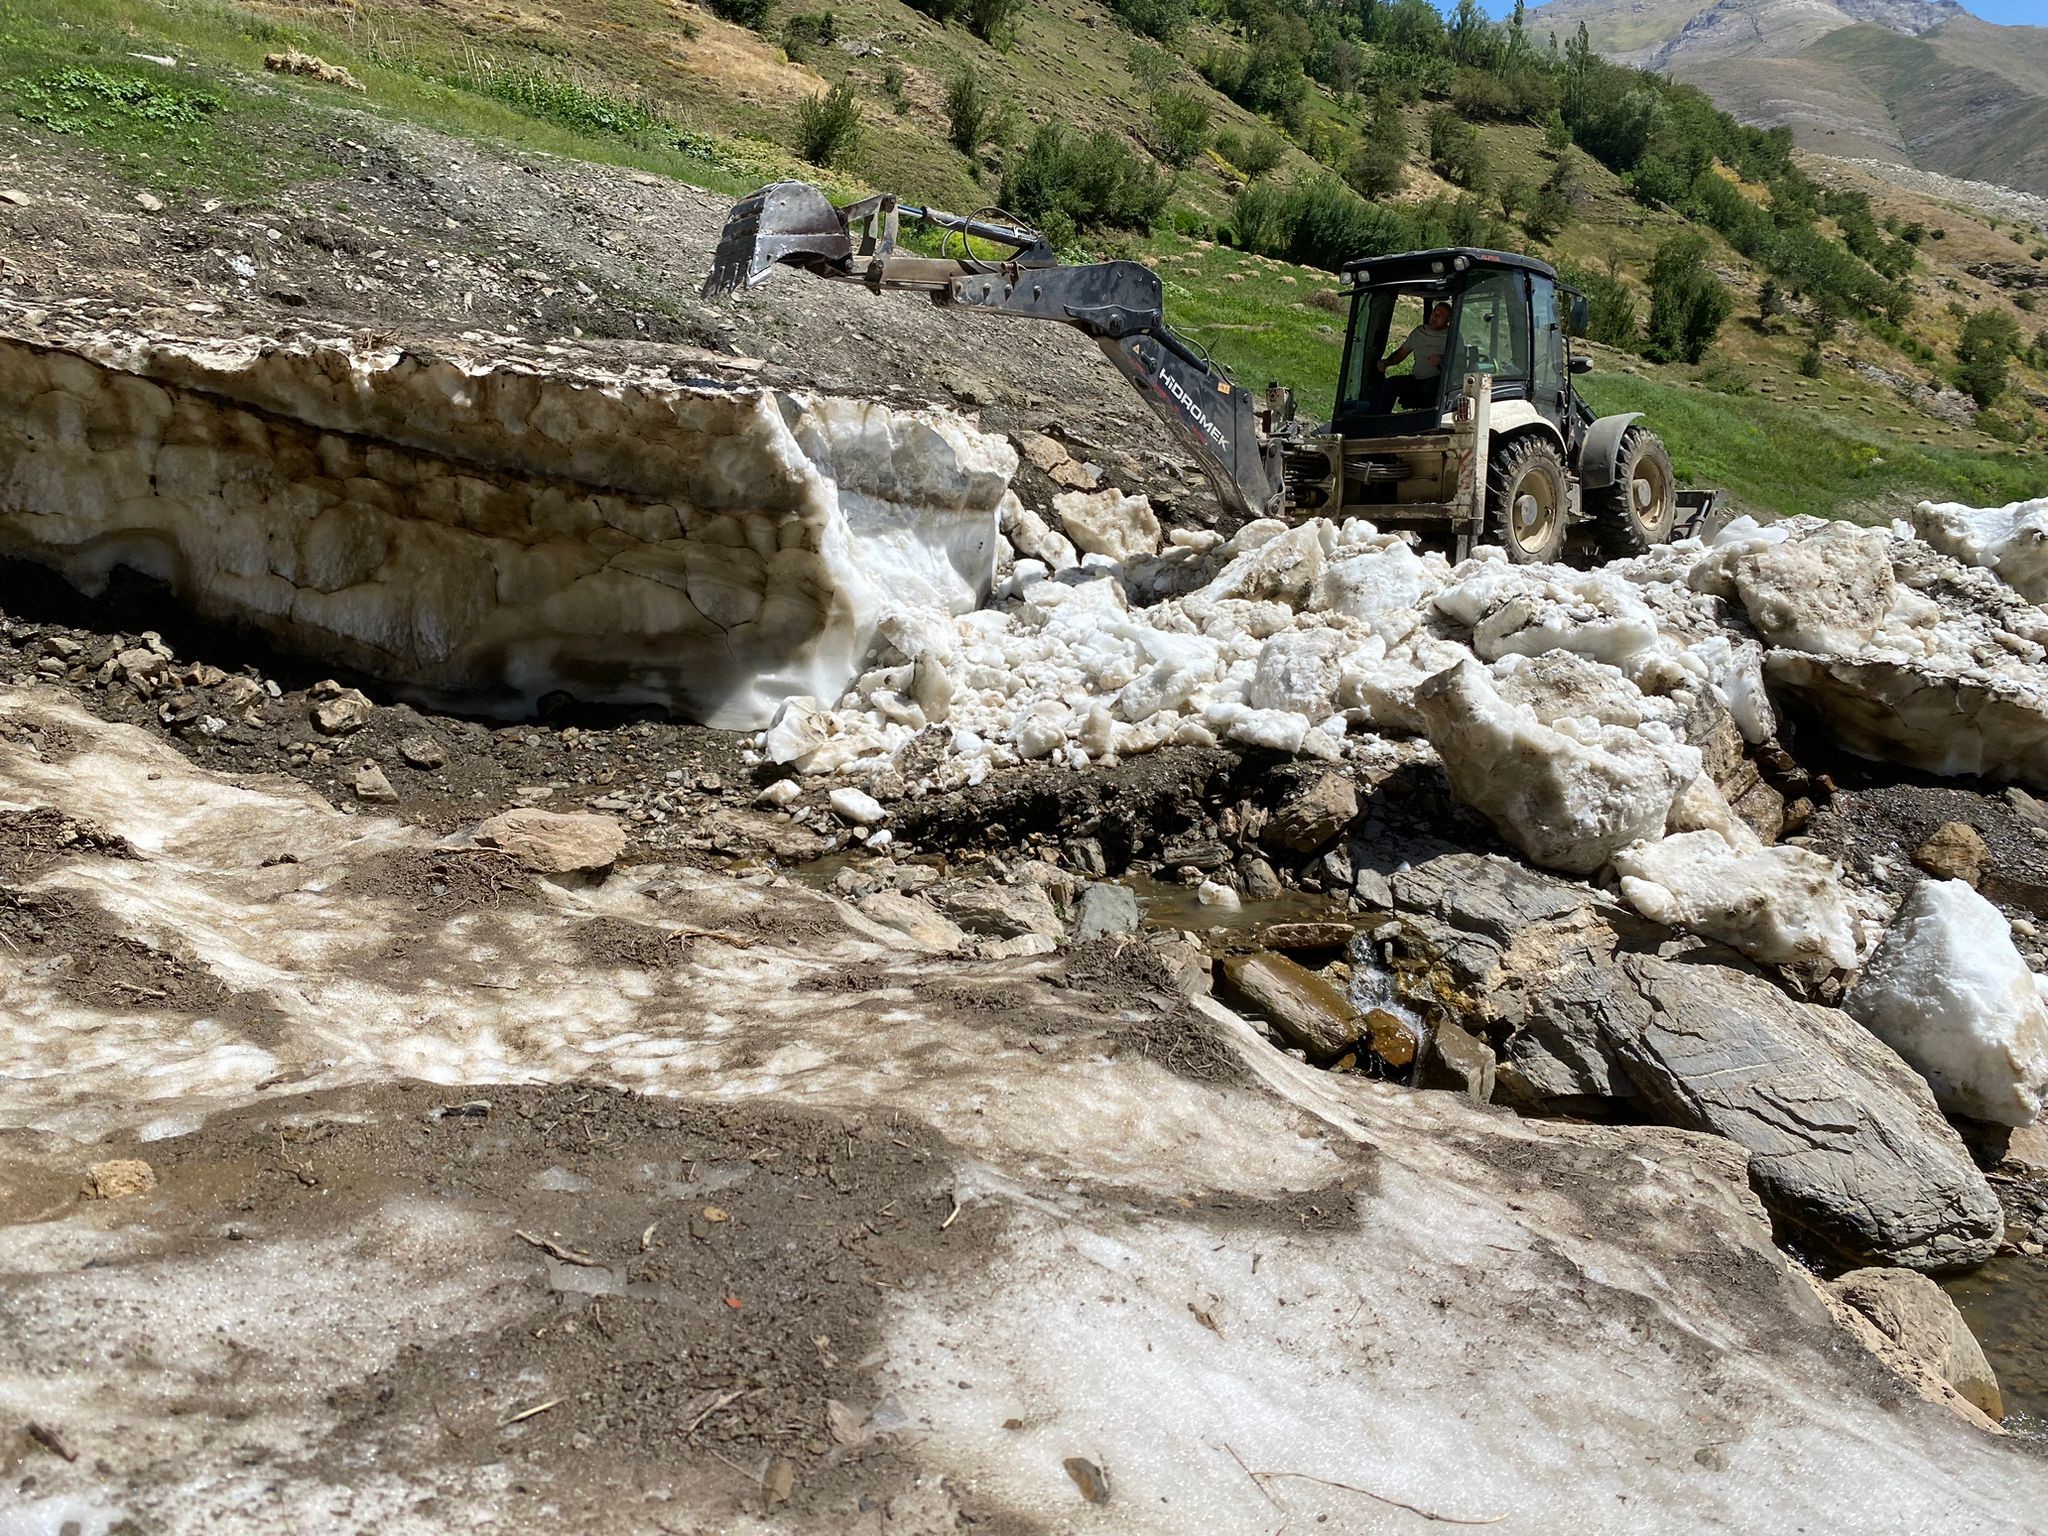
[1403,321,1450,379]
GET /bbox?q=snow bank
[0,302,1012,729]
[1848,879,2048,1127]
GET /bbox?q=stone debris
[474,808,626,876]
[1848,879,2048,1127]
[352,763,399,803]
[398,733,448,771]
[1218,952,1360,1059]
[1828,1267,2004,1426]
[85,1159,156,1200]
[1072,882,1140,942]
[1912,820,1990,886]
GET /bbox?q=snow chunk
[1413,654,1700,876]
[828,786,887,826]
[1848,879,2048,1127]
[1614,830,1860,970]
[1912,497,2048,606]
[1053,487,1162,564]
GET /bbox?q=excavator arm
[700,183,1285,519]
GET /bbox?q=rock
[398,734,447,771]
[1613,831,1860,970]
[134,191,164,214]
[1721,521,1896,654]
[828,786,887,827]
[1913,821,1989,886]
[310,687,373,736]
[1052,488,1161,564]
[475,809,626,876]
[1196,879,1240,909]
[86,1159,155,1199]
[1011,429,1071,475]
[1390,852,1593,944]
[932,879,1064,939]
[1413,655,1698,876]
[0,190,31,207]
[2007,1125,2048,1171]
[1351,867,1393,907]
[1158,840,1230,870]
[1362,1007,1420,1069]
[1073,883,1141,943]
[1418,1018,1495,1102]
[1613,952,2004,1271]
[856,891,967,952]
[1239,855,1283,900]
[983,932,1058,959]
[352,764,399,804]
[1260,922,1354,951]
[1219,954,1360,1059]
[114,646,166,688]
[1847,879,2048,1128]
[1260,768,1358,854]
[1829,1268,2003,1424]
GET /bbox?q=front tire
[1488,435,1569,565]
[1594,427,1677,556]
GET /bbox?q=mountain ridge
[1530,0,2048,195]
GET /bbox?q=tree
[945,67,998,156]
[1425,105,1486,191]
[966,0,1022,48]
[1347,140,1405,200]
[1543,108,1570,155]
[1956,308,2024,408]
[1150,86,1210,168]
[1645,232,1732,364]
[1522,184,1570,241]
[1497,176,1527,222]
[1758,277,1782,322]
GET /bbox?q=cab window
[1448,270,1530,386]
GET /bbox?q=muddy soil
[13,1080,1021,1531]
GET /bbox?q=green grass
[1579,372,2041,520]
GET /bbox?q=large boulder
[474,809,625,876]
[1847,879,2048,1128]
[1613,953,2005,1271]
[931,878,1065,939]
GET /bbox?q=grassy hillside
[0,0,2040,521]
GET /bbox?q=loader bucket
[700,181,853,298]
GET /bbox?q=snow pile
[1615,829,1862,969]
[0,301,1012,729]
[1912,496,2048,606]
[1848,879,2048,1127]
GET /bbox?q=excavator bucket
[701,180,853,298]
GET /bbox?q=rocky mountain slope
[1532,0,2048,195]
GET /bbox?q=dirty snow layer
[0,303,1011,729]
[3,689,2047,1533]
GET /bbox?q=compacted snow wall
[0,306,1011,728]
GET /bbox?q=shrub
[1127,41,1177,91]
[1216,126,1287,179]
[1001,124,1172,239]
[882,63,908,113]
[903,0,967,20]
[794,81,862,166]
[1542,107,1571,153]
[454,64,661,140]
[1496,176,1526,222]
[1561,264,1639,349]
[707,0,771,26]
[1522,184,1570,241]
[1232,176,1413,272]
[1625,154,1688,207]
[945,66,998,155]
[966,0,1023,48]
[781,10,837,61]
[1450,69,1515,122]
[1111,0,1192,46]
[1956,308,2024,408]
[1798,340,1824,378]
[1645,232,1732,364]
[1424,105,1486,190]
[1346,140,1405,200]
[1150,86,1210,168]
[1202,38,1306,118]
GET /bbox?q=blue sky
[1481,0,2035,20]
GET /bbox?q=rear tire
[1488,435,1569,565]
[1594,427,1677,557]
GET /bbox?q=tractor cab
[1331,247,1587,450]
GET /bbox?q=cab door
[1530,274,1568,430]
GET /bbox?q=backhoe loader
[702,183,1720,562]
